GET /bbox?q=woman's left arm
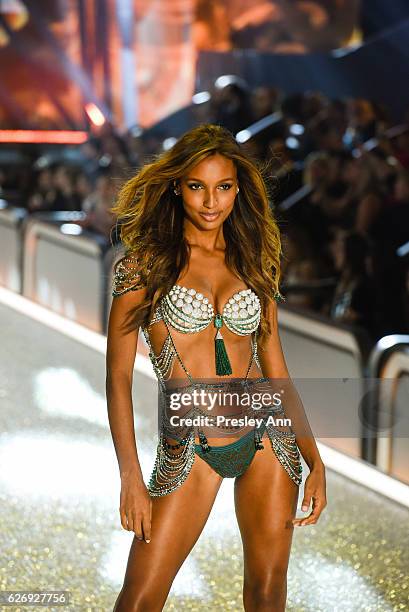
[257,297,327,526]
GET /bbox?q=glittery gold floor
[0,303,408,612]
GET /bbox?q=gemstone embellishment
[161,284,261,336]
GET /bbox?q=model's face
[178,153,238,229]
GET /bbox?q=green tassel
[214,314,232,376]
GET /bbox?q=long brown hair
[110,123,283,344]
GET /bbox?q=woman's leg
[113,454,223,612]
[234,441,300,612]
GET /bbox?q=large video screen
[0,0,85,130]
[192,0,361,53]
[0,0,363,131]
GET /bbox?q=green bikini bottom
[148,421,303,496]
[194,422,267,478]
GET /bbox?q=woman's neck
[183,220,226,253]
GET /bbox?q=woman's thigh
[119,454,223,607]
[234,441,300,583]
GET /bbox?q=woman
[106,124,327,611]
[329,229,377,340]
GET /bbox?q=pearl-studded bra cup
[168,285,260,321]
[159,285,261,337]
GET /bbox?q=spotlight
[85,103,106,127]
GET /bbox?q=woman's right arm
[106,283,152,543]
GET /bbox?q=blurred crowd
[1,81,409,344]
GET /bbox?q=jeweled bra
[112,252,285,380]
[162,285,260,335]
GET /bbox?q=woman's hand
[292,463,327,527]
[120,469,152,543]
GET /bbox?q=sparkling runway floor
[0,302,408,611]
